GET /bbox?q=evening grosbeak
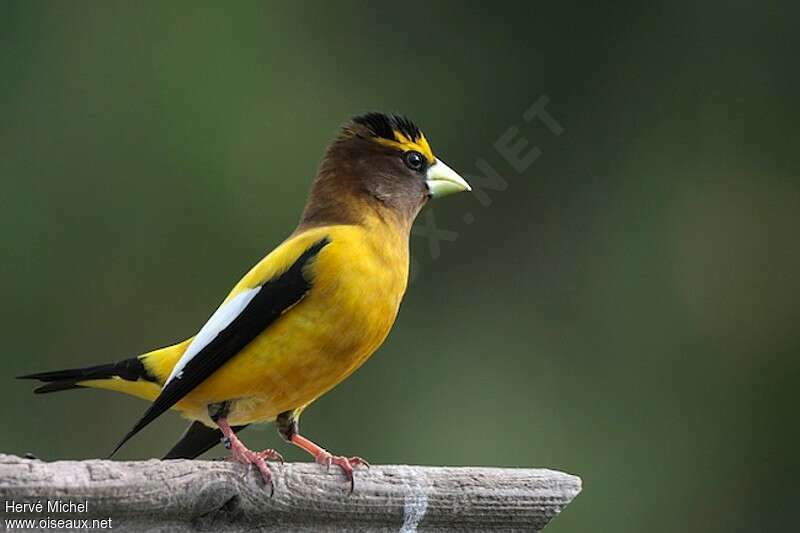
[19,113,471,491]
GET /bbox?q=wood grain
[0,454,581,532]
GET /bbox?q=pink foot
[218,419,283,495]
[314,451,370,492]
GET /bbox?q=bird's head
[299,113,471,230]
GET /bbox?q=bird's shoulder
[224,225,368,299]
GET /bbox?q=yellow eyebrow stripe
[375,130,436,165]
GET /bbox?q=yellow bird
[19,113,471,490]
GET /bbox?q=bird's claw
[256,449,285,464]
[314,452,369,493]
[226,446,282,496]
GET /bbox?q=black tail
[18,357,158,394]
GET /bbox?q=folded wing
[110,236,331,456]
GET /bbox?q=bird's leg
[209,403,283,492]
[276,411,369,492]
[292,434,370,488]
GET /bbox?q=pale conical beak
[426,159,471,198]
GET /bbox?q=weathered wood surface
[0,454,581,532]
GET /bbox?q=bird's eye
[403,150,426,172]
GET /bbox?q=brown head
[298,113,471,232]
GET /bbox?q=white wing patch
[164,286,262,387]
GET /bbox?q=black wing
[163,421,249,459]
[110,237,330,457]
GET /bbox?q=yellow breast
[171,216,410,425]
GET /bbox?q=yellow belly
[170,222,409,426]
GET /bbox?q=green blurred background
[2,1,798,531]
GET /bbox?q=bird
[18,112,471,491]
